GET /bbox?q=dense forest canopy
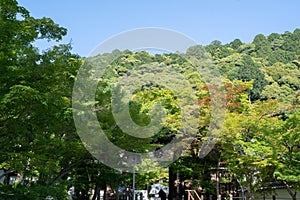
[1,0,300,199]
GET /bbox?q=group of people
[174,179,202,200]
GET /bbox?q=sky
[18,0,300,57]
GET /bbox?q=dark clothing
[159,189,167,200]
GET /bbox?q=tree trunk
[102,182,107,200]
[246,174,254,200]
[92,184,100,200]
[216,159,220,198]
[283,181,297,200]
[169,166,175,200]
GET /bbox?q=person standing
[125,187,132,200]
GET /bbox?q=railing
[185,190,202,200]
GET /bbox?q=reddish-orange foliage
[198,82,249,112]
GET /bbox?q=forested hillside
[204,29,300,103]
[81,29,300,200]
[1,0,299,199]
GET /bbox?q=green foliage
[205,41,234,59]
[186,45,209,60]
[1,1,300,198]
[86,51,206,159]
[0,182,70,200]
[229,39,243,49]
[273,111,300,187]
[227,55,267,101]
[0,0,85,198]
[253,34,272,57]
[261,62,300,102]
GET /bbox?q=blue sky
[18,0,300,57]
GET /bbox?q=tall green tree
[0,0,85,199]
[221,100,284,200]
[272,110,300,200]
